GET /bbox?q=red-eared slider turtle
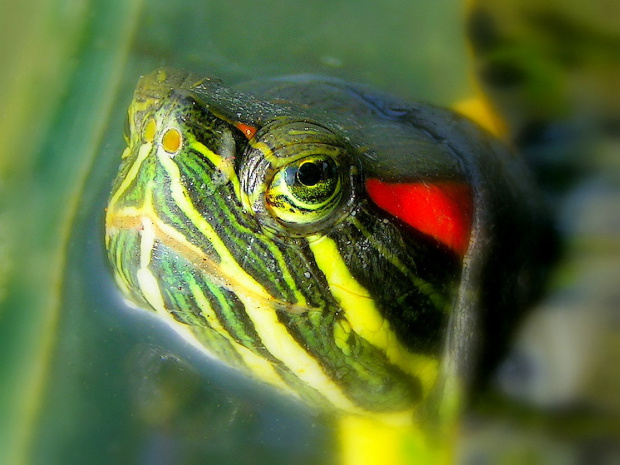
[2,1,618,464]
[104,67,555,457]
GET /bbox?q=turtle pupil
[297,162,323,186]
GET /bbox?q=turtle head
[105,69,476,423]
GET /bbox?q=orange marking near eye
[235,122,258,139]
[162,128,182,154]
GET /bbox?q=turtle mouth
[105,206,314,316]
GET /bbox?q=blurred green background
[1,0,618,464]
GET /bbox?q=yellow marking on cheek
[309,236,439,395]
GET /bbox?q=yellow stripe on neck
[308,235,439,397]
[339,414,453,465]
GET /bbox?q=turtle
[104,65,556,459]
[2,1,618,464]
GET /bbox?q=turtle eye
[266,155,342,226]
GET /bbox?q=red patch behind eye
[365,178,473,257]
